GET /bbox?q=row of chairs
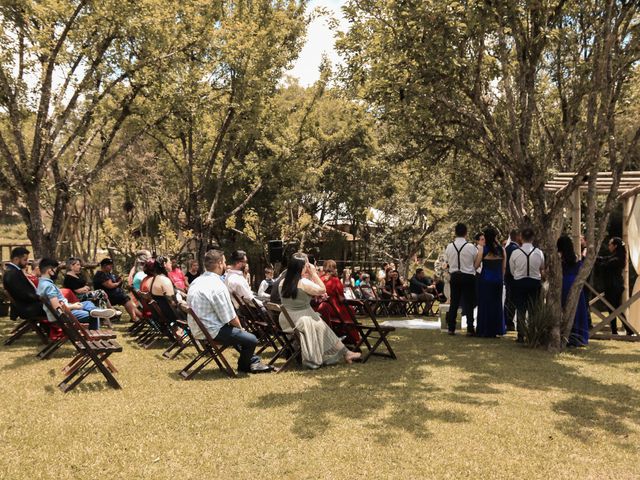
[2,287,400,391]
[345,285,439,317]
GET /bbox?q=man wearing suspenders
[509,228,545,343]
[503,229,522,331]
[444,223,478,335]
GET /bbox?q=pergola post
[623,197,631,325]
[571,189,581,252]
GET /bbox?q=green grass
[1,318,640,479]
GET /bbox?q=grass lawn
[1,318,639,480]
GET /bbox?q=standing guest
[474,228,507,337]
[557,236,589,346]
[503,229,522,331]
[444,223,478,335]
[317,260,359,344]
[63,257,111,308]
[226,250,261,307]
[93,258,142,321]
[38,258,116,329]
[257,267,275,301]
[409,268,436,303]
[185,259,200,287]
[127,250,151,285]
[187,249,271,374]
[2,247,45,320]
[509,228,545,343]
[596,237,631,335]
[280,253,361,368]
[167,257,188,293]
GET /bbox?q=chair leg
[3,319,31,345]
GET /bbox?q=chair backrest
[266,302,297,331]
[359,285,378,300]
[39,295,82,343]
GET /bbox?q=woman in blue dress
[557,236,589,346]
[474,228,507,337]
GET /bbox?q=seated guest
[257,266,275,301]
[131,259,147,291]
[270,269,286,305]
[187,249,271,374]
[148,257,184,323]
[381,270,406,300]
[225,250,261,307]
[63,257,111,308]
[167,257,188,293]
[93,258,142,321]
[2,247,45,319]
[37,258,116,329]
[409,268,436,302]
[341,267,354,287]
[317,260,359,343]
[358,274,377,300]
[25,259,40,287]
[185,259,200,287]
[127,249,151,286]
[280,253,361,368]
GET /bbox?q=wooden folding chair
[40,296,123,393]
[240,296,282,355]
[251,298,292,365]
[179,307,236,379]
[345,299,397,362]
[142,293,193,359]
[3,291,50,346]
[265,302,303,373]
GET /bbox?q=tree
[0,0,213,256]
[142,0,308,264]
[338,0,640,349]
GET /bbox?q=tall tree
[338,0,640,349]
[0,0,210,256]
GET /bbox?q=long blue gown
[476,248,506,337]
[562,261,589,346]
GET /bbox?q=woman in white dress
[280,253,361,369]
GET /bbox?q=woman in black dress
[596,237,631,335]
[63,257,109,307]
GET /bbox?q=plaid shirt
[186,271,236,339]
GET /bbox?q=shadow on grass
[252,330,640,446]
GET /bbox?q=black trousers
[604,287,631,335]
[447,272,476,332]
[513,278,542,339]
[503,277,516,329]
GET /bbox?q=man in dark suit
[2,247,45,319]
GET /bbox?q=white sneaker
[90,308,117,319]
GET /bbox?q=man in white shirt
[503,229,522,331]
[225,250,262,308]
[509,228,545,343]
[444,223,478,335]
[187,249,270,373]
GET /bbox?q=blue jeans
[72,300,100,330]
[214,324,258,372]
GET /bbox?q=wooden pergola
[544,171,640,339]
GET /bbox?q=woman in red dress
[316,260,360,344]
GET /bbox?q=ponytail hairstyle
[483,227,501,256]
[610,237,626,264]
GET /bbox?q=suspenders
[451,241,470,272]
[516,247,538,277]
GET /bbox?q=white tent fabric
[626,198,640,329]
